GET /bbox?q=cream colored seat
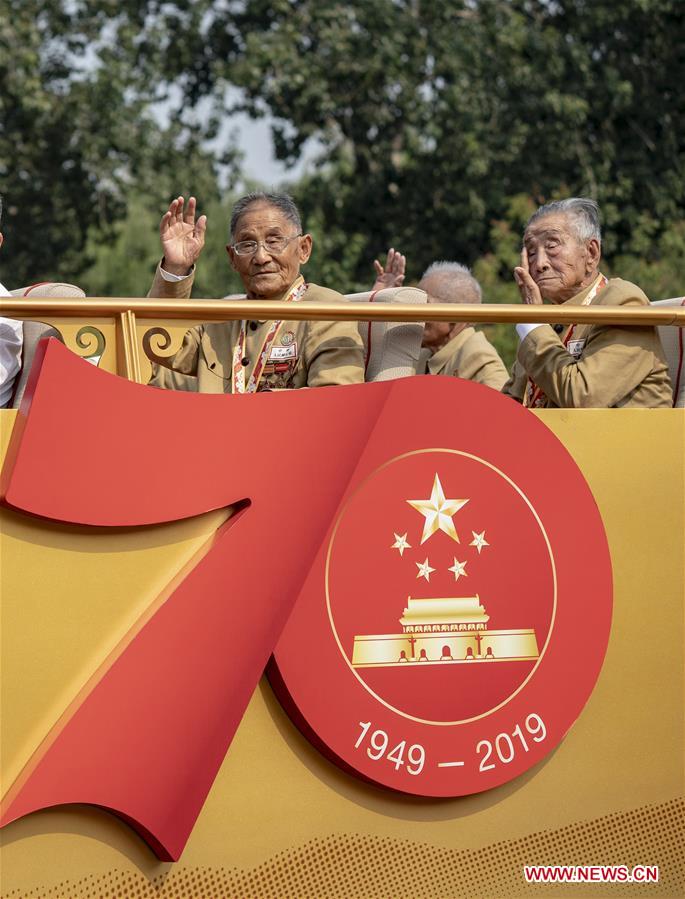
[345,286,427,381]
[9,282,86,298]
[10,321,64,407]
[651,297,685,408]
[6,283,81,407]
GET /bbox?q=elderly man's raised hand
[372,247,406,292]
[513,247,543,305]
[160,196,207,276]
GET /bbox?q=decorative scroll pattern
[142,326,179,367]
[75,326,106,367]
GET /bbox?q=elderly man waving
[502,197,672,408]
[148,193,364,392]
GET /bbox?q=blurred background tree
[0,0,239,291]
[1,0,683,366]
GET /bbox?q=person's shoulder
[468,328,497,349]
[448,326,476,355]
[202,320,231,334]
[303,282,347,304]
[599,278,650,307]
[463,328,500,355]
[201,321,236,344]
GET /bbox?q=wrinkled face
[421,310,453,350]
[227,203,312,298]
[523,213,600,303]
[419,275,463,351]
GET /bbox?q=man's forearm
[517,326,652,408]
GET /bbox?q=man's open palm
[372,247,406,292]
[160,196,207,275]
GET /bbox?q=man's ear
[298,234,313,265]
[0,232,4,250]
[586,237,601,272]
[226,244,238,272]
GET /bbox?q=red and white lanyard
[231,278,307,394]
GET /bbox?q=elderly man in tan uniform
[502,197,672,408]
[417,262,508,389]
[371,253,508,389]
[147,192,364,392]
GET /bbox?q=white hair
[419,261,482,304]
[526,197,602,245]
[230,192,302,239]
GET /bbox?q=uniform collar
[255,274,305,323]
[427,327,475,374]
[561,272,605,307]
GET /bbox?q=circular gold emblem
[271,379,612,798]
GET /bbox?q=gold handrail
[2,297,685,326]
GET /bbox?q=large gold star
[407,473,469,545]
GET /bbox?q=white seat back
[651,297,685,408]
[9,282,86,298]
[345,287,427,381]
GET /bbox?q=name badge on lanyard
[269,343,298,361]
[567,338,586,359]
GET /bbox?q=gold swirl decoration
[75,326,106,364]
[142,326,178,370]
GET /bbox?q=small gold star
[416,558,436,582]
[470,530,490,554]
[391,532,411,556]
[407,473,469,545]
[448,558,468,581]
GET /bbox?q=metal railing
[2,297,684,325]
[2,295,683,384]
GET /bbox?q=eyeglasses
[231,234,302,256]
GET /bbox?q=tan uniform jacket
[146,265,365,393]
[501,278,673,408]
[427,327,508,390]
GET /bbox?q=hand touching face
[513,246,543,306]
[517,213,600,304]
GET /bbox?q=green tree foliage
[2,0,682,334]
[153,0,684,297]
[81,196,246,299]
[0,0,238,290]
